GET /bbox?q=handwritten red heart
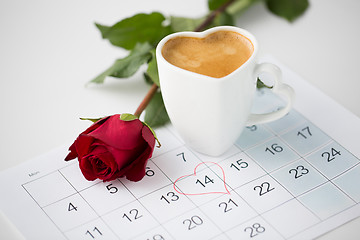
[173,162,230,196]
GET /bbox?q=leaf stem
[133,0,235,117]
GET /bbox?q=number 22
[253,182,274,196]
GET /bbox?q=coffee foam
[162,31,254,78]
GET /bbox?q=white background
[0,0,359,239]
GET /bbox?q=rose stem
[194,0,235,32]
[134,83,158,117]
[133,0,235,118]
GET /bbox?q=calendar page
[1,57,360,240]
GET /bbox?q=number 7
[176,152,186,162]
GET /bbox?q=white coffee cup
[156,26,295,156]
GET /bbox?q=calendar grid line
[5,62,360,240]
[120,181,174,203]
[36,192,81,209]
[168,160,231,239]
[21,183,67,238]
[329,161,360,181]
[118,173,178,240]
[329,176,359,204]
[58,170,123,240]
[144,155,233,239]
[261,123,356,224]
[278,132,332,161]
[291,111,360,159]
[285,203,360,240]
[21,167,63,186]
[228,188,288,240]
[264,117,307,138]
[251,149,324,226]
[226,108,358,238]
[329,180,358,204]
[148,158,223,230]
[176,146,276,239]
[186,140,290,240]
[302,142,360,182]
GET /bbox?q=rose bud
[65,114,158,182]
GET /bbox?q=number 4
[68,202,77,212]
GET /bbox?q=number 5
[106,183,118,194]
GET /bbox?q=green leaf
[142,121,161,148]
[265,0,309,22]
[120,113,138,121]
[89,42,153,84]
[170,16,206,32]
[208,0,229,11]
[80,117,103,123]
[227,0,260,16]
[170,12,233,33]
[256,77,273,89]
[146,49,160,87]
[213,11,235,26]
[143,72,153,85]
[95,12,172,50]
[144,91,170,128]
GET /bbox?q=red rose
[65,114,156,182]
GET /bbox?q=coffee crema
[161,31,254,78]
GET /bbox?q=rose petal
[80,144,120,182]
[81,116,111,135]
[75,135,95,159]
[88,115,145,150]
[79,157,97,181]
[119,125,156,181]
[89,143,117,169]
[65,141,78,161]
[65,117,109,162]
[106,141,146,168]
[141,124,156,151]
[124,148,152,182]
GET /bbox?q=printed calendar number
[85,227,102,239]
[289,165,309,179]
[253,182,275,196]
[160,191,180,204]
[246,125,257,132]
[105,183,118,194]
[230,159,248,171]
[297,126,312,139]
[183,215,204,230]
[122,208,143,222]
[321,148,341,162]
[218,198,239,213]
[265,143,283,155]
[244,223,266,238]
[146,167,155,177]
[195,175,214,187]
[68,202,78,212]
[147,234,165,240]
[176,152,186,162]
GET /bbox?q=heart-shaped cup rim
[156,26,258,81]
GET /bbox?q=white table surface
[1,0,359,239]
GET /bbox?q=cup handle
[246,62,295,125]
